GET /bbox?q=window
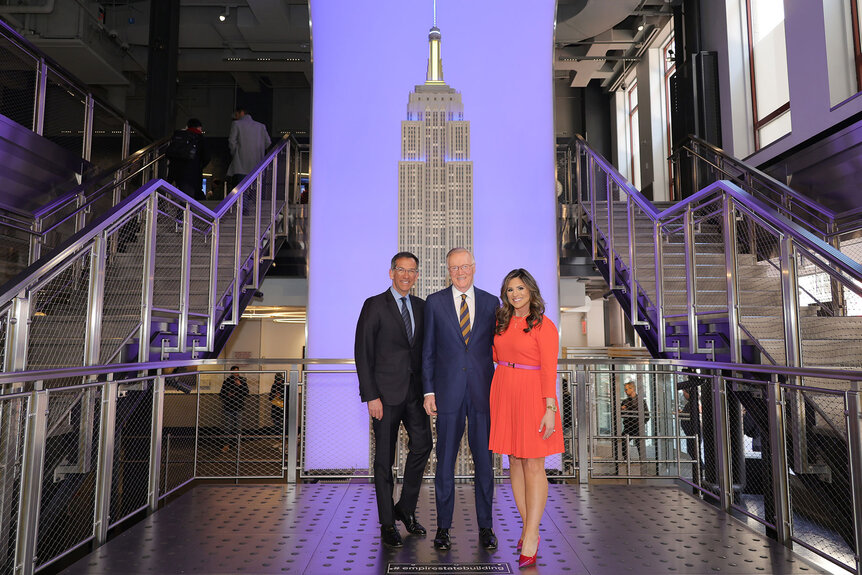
[824,0,861,105]
[745,0,791,149]
[627,81,641,189]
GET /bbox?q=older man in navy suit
[422,247,498,551]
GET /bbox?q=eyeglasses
[393,267,419,276]
[448,264,474,273]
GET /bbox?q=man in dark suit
[355,252,432,548]
[422,247,498,551]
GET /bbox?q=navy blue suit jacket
[421,286,498,414]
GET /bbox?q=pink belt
[497,361,540,370]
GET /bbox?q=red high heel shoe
[516,539,523,553]
[518,536,539,568]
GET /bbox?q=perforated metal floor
[59,483,840,574]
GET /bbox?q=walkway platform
[59,482,840,574]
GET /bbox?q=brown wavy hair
[495,268,545,335]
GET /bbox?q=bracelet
[546,404,557,412]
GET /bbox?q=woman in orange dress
[489,268,563,568]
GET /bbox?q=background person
[219,366,249,453]
[488,269,563,568]
[227,107,271,190]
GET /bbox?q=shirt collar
[390,286,409,301]
[451,284,475,300]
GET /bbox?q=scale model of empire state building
[398,20,473,298]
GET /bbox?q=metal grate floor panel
[59,483,840,574]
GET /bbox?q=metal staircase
[0,135,301,377]
[568,135,862,374]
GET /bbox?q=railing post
[588,155,599,262]
[654,220,666,353]
[14,390,48,575]
[138,195,158,362]
[767,375,791,545]
[286,368,300,483]
[175,203,192,354]
[28,220,42,267]
[84,237,106,366]
[827,220,846,317]
[845,390,862,575]
[713,375,732,512]
[193,372,201,479]
[576,369,589,484]
[32,59,47,136]
[121,120,131,160]
[684,205,699,354]
[93,381,117,545]
[281,141,291,238]
[231,197,244,325]
[723,195,742,364]
[205,220,219,353]
[778,236,808,471]
[607,175,617,289]
[627,196,643,325]
[8,292,31,373]
[148,373,164,512]
[252,173,262,290]
[82,94,95,162]
[269,154,278,261]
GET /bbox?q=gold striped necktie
[459,293,471,345]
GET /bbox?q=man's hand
[423,394,437,416]
[367,398,383,420]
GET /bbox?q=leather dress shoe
[479,527,498,550]
[394,504,426,535]
[380,524,403,548]
[433,528,451,550]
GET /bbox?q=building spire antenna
[426,0,444,83]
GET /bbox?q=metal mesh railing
[100,210,146,364]
[42,69,86,157]
[0,34,37,131]
[36,386,102,570]
[109,378,154,528]
[692,199,727,314]
[0,393,29,575]
[727,379,773,526]
[91,102,125,169]
[787,387,856,571]
[195,371,284,479]
[189,219,212,316]
[26,250,92,370]
[162,375,197,496]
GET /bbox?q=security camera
[108,29,119,39]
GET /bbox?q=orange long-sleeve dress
[489,315,564,458]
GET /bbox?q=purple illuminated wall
[307,0,558,470]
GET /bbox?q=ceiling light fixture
[219,6,230,22]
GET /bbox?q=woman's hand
[539,410,556,440]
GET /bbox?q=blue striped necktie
[459,294,471,345]
[400,296,414,346]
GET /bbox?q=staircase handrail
[30,136,171,225]
[677,135,836,219]
[0,135,292,304]
[575,135,862,291]
[0,134,296,373]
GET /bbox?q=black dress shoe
[479,527,498,550]
[433,528,451,550]
[381,524,403,548]
[394,504,427,535]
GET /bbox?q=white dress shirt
[451,284,475,330]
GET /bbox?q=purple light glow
[307,0,558,470]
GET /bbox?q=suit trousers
[372,396,432,526]
[434,401,494,529]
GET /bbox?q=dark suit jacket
[355,290,425,406]
[421,286,498,414]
